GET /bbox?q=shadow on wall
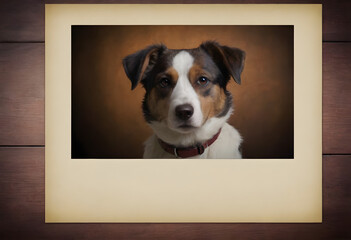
[72,25,293,159]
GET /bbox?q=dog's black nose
[175,104,194,121]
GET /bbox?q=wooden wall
[0,0,350,239]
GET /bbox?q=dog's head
[123,41,245,137]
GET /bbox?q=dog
[123,41,245,159]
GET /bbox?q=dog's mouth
[176,123,198,133]
[166,119,200,134]
[178,124,196,129]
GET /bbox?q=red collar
[157,129,222,158]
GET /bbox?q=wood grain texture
[323,0,351,41]
[0,0,44,42]
[322,0,351,41]
[323,43,351,154]
[0,0,350,42]
[0,148,350,240]
[0,44,44,145]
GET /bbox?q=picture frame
[45,4,322,222]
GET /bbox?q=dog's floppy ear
[200,41,245,84]
[123,44,166,90]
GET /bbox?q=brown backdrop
[72,25,293,158]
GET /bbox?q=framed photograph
[71,25,293,159]
[46,4,322,222]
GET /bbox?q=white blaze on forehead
[168,51,203,131]
[172,50,194,75]
[171,51,195,104]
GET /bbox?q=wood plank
[0,1,349,42]
[323,43,351,154]
[0,44,44,145]
[0,0,44,42]
[322,0,351,41]
[0,148,45,239]
[0,148,350,239]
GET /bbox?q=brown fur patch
[199,85,226,123]
[147,67,179,121]
[188,63,227,123]
[165,67,179,84]
[147,88,170,121]
[188,64,210,84]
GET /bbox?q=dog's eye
[159,77,171,88]
[197,76,209,87]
